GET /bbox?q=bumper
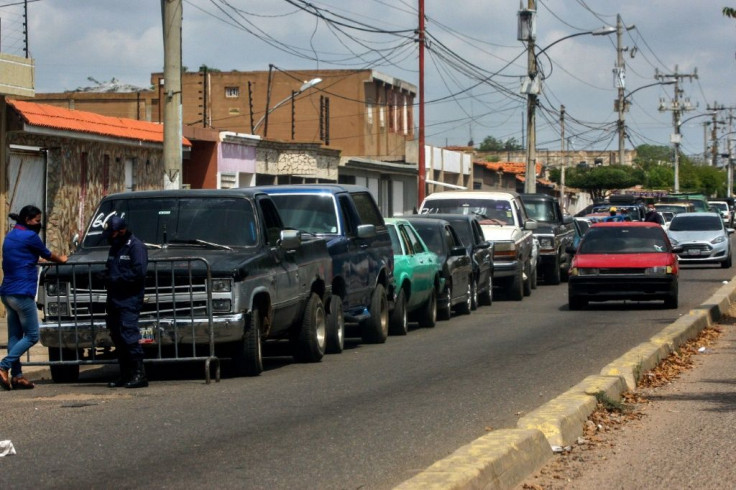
[492,259,521,278]
[568,275,677,302]
[39,313,246,349]
[676,246,729,263]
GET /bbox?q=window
[225,86,240,98]
[351,192,384,227]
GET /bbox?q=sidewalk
[519,314,736,488]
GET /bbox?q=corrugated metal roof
[8,98,191,146]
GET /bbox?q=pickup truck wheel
[233,308,263,376]
[48,348,80,383]
[361,283,389,344]
[546,255,561,285]
[456,280,472,315]
[417,288,437,328]
[438,284,452,320]
[560,253,570,282]
[479,274,493,306]
[293,293,327,362]
[508,268,524,301]
[523,262,532,297]
[469,277,478,310]
[389,288,408,336]
[531,264,538,289]
[325,295,345,354]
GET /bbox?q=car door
[444,224,471,303]
[401,223,436,309]
[471,219,493,285]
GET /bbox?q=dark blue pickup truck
[262,185,394,350]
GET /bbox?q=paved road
[0,262,732,489]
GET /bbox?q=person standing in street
[0,205,67,390]
[645,203,665,225]
[103,215,149,389]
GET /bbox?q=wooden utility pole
[417,0,426,206]
[162,0,183,190]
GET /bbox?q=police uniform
[104,216,149,388]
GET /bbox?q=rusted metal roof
[8,98,191,146]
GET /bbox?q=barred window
[225,86,240,98]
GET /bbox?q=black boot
[108,359,131,388]
[124,360,148,389]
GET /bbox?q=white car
[667,212,733,268]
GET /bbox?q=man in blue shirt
[0,205,67,390]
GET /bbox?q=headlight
[211,299,232,312]
[577,268,599,276]
[644,266,668,275]
[210,279,232,292]
[711,235,726,244]
[538,237,554,249]
[46,302,69,316]
[45,281,69,296]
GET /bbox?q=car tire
[48,347,80,383]
[722,253,732,269]
[470,277,478,310]
[438,283,452,320]
[417,288,437,328]
[361,283,389,344]
[479,273,493,306]
[508,267,523,301]
[325,295,345,354]
[523,262,532,297]
[233,307,263,376]
[547,255,561,285]
[664,282,679,309]
[292,292,326,363]
[568,295,587,310]
[457,279,472,315]
[560,252,570,282]
[389,287,409,336]
[531,265,538,290]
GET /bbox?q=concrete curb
[394,276,736,490]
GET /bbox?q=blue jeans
[0,295,39,377]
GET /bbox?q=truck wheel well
[253,292,271,337]
[332,276,347,300]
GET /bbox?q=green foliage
[724,7,736,18]
[565,165,639,201]
[478,135,523,152]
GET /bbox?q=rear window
[669,215,723,232]
[270,194,339,234]
[422,198,512,224]
[523,200,556,222]
[579,226,669,254]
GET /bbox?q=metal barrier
[30,257,221,384]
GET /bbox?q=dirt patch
[517,321,725,490]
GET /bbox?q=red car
[567,222,680,310]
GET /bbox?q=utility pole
[656,65,697,193]
[520,0,538,193]
[560,105,565,208]
[707,102,726,167]
[417,0,426,207]
[161,0,183,190]
[614,14,634,166]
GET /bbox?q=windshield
[422,198,513,225]
[523,201,556,222]
[579,226,669,254]
[270,194,339,234]
[410,222,443,256]
[710,202,728,212]
[669,215,723,232]
[83,197,259,248]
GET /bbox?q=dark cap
[102,216,127,237]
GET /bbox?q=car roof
[670,212,721,218]
[404,216,450,228]
[520,193,555,202]
[418,213,477,223]
[102,188,265,200]
[590,221,663,229]
[422,190,520,200]
[255,184,372,195]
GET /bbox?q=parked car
[654,202,695,216]
[385,218,443,334]
[520,193,574,284]
[667,212,733,268]
[568,217,591,258]
[404,217,473,320]
[419,190,536,301]
[567,222,680,310]
[708,200,732,225]
[38,189,334,380]
[415,213,494,309]
[262,184,394,349]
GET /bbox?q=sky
[6,0,735,160]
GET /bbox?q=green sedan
[386,218,444,335]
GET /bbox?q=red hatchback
[567,222,680,310]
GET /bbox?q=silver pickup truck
[38,189,333,381]
[419,190,537,301]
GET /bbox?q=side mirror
[279,229,302,250]
[562,215,573,225]
[525,220,538,231]
[474,241,491,250]
[450,245,467,257]
[357,224,377,239]
[727,228,735,235]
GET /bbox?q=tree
[478,135,523,152]
[564,165,640,202]
[724,7,736,17]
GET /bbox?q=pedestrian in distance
[0,205,68,390]
[645,203,665,225]
[103,216,149,389]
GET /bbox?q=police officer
[103,216,149,389]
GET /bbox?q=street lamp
[519,4,615,193]
[252,77,322,135]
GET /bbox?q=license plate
[139,326,156,344]
[686,249,701,256]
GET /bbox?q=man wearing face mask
[0,205,67,390]
[103,215,149,389]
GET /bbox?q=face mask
[27,223,42,233]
